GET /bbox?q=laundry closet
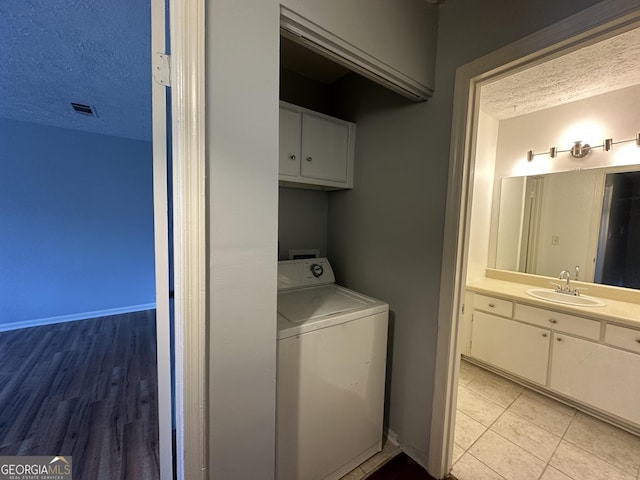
[275,2,438,478]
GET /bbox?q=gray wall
[327,0,602,466]
[278,187,328,260]
[206,0,279,477]
[280,67,336,115]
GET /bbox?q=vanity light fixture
[604,138,613,151]
[570,140,591,158]
[526,132,640,161]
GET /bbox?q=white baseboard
[0,303,157,333]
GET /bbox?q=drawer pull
[636,338,640,344]
[542,333,548,337]
[549,318,558,324]
[557,337,563,342]
[488,303,496,308]
[289,154,296,160]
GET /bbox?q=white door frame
[168,0,208,477]
[428,2,640,478]
[150,0,174,477]
[152,0,207,478]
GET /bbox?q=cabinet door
[471,311,550,385]
[550,335,640,425]
[301,113,349,182]
[279,107,301,177]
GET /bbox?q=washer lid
[278,285,367,323]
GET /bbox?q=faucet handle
[549,282,562,292]
[573,287,588,296]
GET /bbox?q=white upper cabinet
[280,0,437,101]
[300,113,349,183]
[279,107,302,177]
[279,102,355,189]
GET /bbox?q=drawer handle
[549,318,558,324]
[542,333,548,337]
[557,337,563,342]
[289,154,296,160]
[306,157,313,162]
[488,303,496,308]
[636,338,640,344]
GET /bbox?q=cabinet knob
[549,318,558,324]
[635,338,640,344]
[488,303,495,308]
[306,157,313,162]
[542,333,548,337]
[289,154,296,160]
[557,337,563,342]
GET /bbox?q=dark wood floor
[366,452,435,479]
[0,311,160,480]
[366,452,457,480]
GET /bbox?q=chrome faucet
[558,270,572,292]
[552,269,587,296]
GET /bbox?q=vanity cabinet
[279,102,355,190]
[551,334,640,425]
[467,290,640,430]
[471,311,549,385]
[515,304,600,340]
[604,324,640,354]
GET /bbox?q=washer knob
[310,263,324,278]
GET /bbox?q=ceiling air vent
[70,102,96,116]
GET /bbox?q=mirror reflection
[495,165,640,289]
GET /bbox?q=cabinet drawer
[605,324,640,354]
[515,304,600,340]
[474,294,513,318]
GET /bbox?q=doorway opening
[0,0,174,477]
[431,5,640,479]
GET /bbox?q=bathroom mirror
[495,165,640,289]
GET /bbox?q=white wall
[206,0,279,477]
[494,83,640,180]
[466,110,500,282]
[328,0,602,468]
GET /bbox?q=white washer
[276,258,389,480]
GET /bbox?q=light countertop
[467,276,640,328]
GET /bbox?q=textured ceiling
[0,0,151,141]
[481,27,640,120]
[3,3,638,139]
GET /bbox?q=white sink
[525,288,606,307]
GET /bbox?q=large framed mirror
[495,165,640,289]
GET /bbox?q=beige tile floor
[339,440,402,479]
[452,359,640,480]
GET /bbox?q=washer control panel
[278,257,335,290]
